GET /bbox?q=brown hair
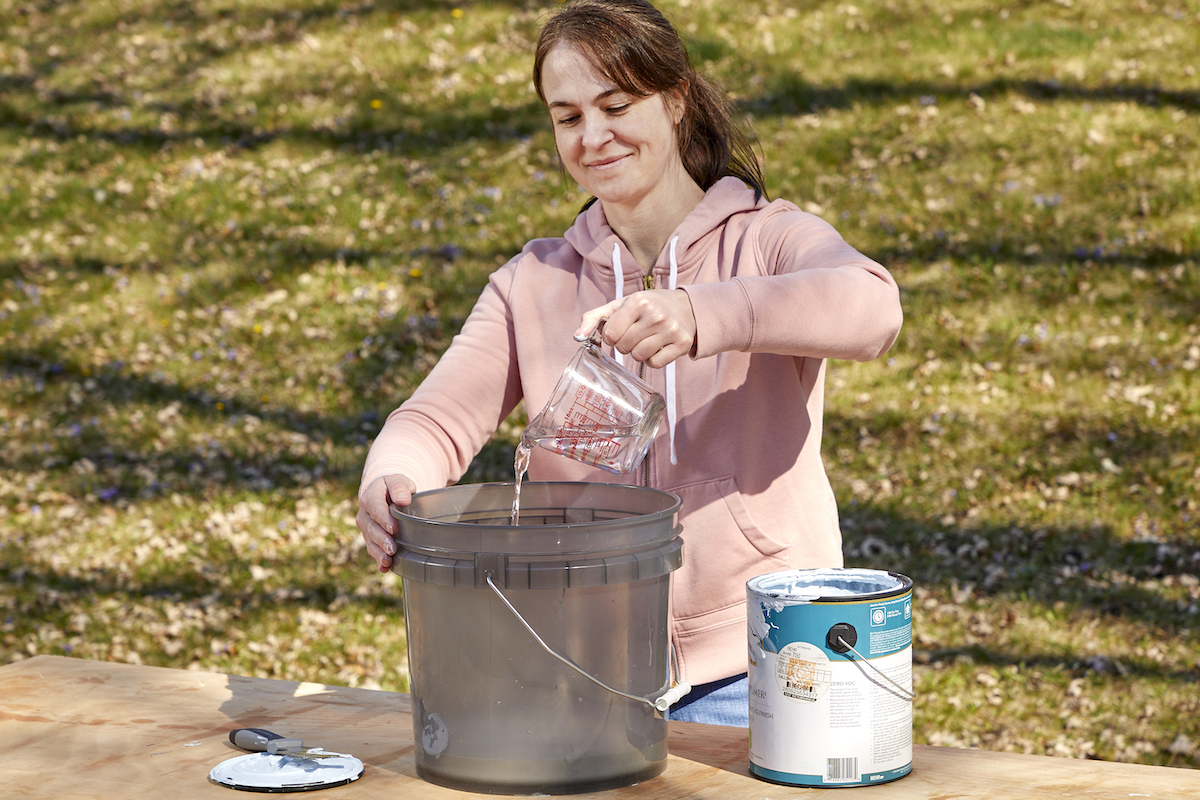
[532,0,765,200]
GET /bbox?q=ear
[666,79,689,126]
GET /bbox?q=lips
[586,154,629,169]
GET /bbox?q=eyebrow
[547,88,625,109]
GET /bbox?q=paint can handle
[830,626,916,702]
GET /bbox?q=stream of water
[509,440,533,526]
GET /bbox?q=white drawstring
[611,241,625,368]
[665,236,679,466]
[611,236,677,465]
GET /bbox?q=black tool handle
[229,728,287,752]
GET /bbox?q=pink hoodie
[361,177,903,685]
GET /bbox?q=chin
[588,183,639,207]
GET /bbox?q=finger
[594,298,650,355]
[379,476,415,566]
[631,339,680,368]
[629,315,690,362]
[357,474,414,571]
[361,492,394,537]
[575,300,623,341]
[383,474,417,513]
[606,294,683,360]
[356,505,395,553]
[633,291,696,365]
[357,507,395,571]
[362,475,414,535]
[641,339,691,369]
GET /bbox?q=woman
[356,0,903,726]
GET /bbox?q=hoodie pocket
[668,475,790,622]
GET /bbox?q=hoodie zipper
[638,270,654,488]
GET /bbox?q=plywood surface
[1,656,1194,799]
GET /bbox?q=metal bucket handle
[485,575,690,713]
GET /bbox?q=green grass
[2,0,1198,769]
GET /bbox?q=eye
[606,104,630,115]
[554,114,580,127]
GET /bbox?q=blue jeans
[667,673,749,727]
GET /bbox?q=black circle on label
[827,622,858,653]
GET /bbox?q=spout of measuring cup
[521,412,550,448]
[652,681,692,712]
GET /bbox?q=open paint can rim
[746,567,912,604]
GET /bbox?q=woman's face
[540,44,686,214]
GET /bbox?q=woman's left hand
[576,289,696,369]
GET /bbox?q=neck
[605,174,706,271]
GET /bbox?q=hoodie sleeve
[682,201,902,362]
[358,259,524,497]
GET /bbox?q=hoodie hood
[562,177,767,466]
[564,177,765,284]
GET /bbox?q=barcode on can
[826,756,859,783]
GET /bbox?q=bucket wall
[747,568,914,788]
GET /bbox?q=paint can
[747,568,914,787]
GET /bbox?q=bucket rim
[390,481,683,530]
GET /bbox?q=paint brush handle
[229,728,345,759]
[230,728,290,752]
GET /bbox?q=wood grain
[1,656,1194,799]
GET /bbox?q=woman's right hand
[356,474,417,573]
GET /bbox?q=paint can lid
[208,752,364,792]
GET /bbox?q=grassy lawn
[2,0,1197,769]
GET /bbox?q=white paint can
[747,568,914,787]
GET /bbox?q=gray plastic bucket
[391,482,683,795]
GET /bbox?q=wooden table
[0,656,1194,798]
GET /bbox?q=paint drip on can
[747,568,914,788]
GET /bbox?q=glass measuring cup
[522,324,666,475]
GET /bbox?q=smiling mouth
[587,155,628,169]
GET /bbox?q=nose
[580,111,613,150]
